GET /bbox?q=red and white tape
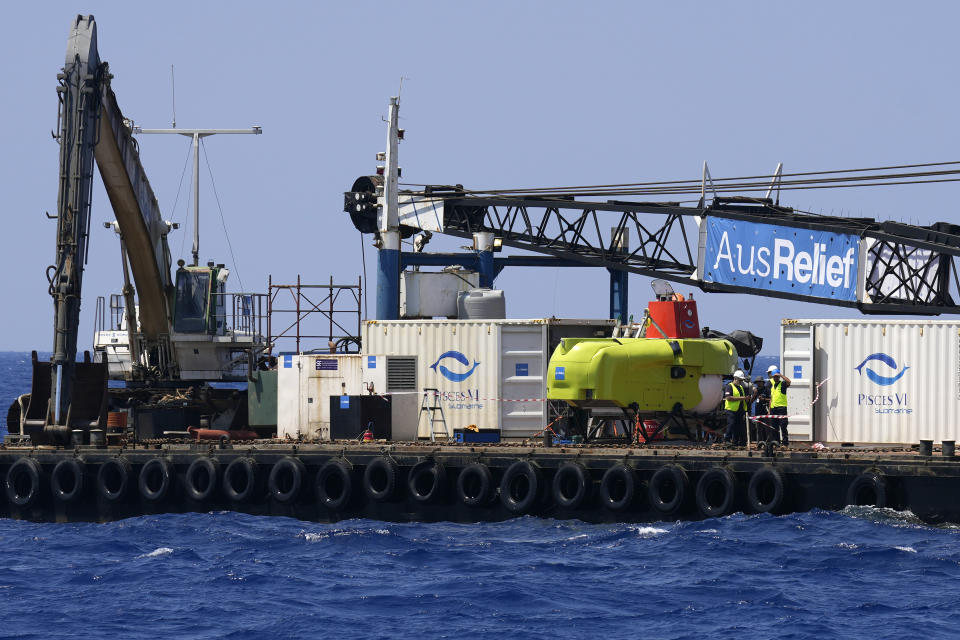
[421,391,547,403]
[749,377,830,422]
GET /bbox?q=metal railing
[210,292,268,342]
[93,294,126,334]
[92,276,358,361]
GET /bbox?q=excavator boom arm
[95,82,173,338]
[33,14,174,438]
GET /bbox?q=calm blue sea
[1,352,959,640]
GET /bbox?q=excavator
[16,15,264,444]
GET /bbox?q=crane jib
[349,189,960,314]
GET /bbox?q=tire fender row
[0,456,891,517]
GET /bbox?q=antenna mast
[132,126,261,266]
[170,65,177,128]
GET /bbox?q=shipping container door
[781,322,814,441]
[499,325,547,438]
[306,355,363,439]
[275,353,299,438]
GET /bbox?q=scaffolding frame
[266,275,362,355]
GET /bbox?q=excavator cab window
[173,269,211,333]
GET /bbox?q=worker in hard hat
[722,370,749,447]
[768,365,791,446]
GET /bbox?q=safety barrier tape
[404,377,834,416]
[420,390,548,403]
[749,377,830,422]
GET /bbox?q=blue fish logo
[855,353,909,386]
[430,350,480,382]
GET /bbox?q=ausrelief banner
[700,217,861,302]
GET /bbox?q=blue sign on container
[339,395,350,409]
[702,217,860,302]
[315,358,338,371]
[555,366,565,381]
[283,354,292,369]
[367,355,377,369]
[516,363,528,377]
[794,365,803,379]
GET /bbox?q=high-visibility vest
[770,379,788,408]
[724,383,745,412]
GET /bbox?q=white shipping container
[362,318,615,440]
[781,319,960,444]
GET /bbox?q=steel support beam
[609,268,629,323]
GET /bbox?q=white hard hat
[733,370,745,379]
[767,365,780,375]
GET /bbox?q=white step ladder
[418,388,449,442]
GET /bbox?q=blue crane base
[376,248,401,320]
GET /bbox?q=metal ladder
[418,388,449,442]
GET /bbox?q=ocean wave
[298,526,392,543]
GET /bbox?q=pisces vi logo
[430,350,480,382]
[855,353,909,386]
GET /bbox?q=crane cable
[201,139,244,292]
[398,160,960,199]
[404,173,960,198]
[169,142,194,262]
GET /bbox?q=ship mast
[131,126,261,266]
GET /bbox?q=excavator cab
[173,261,229,335]
[171,261,254,381]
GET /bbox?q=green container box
[248,370,277,428]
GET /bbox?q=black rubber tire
[457,463,493,507]
[599,464,636,511]
[138,458,173,502]
[268,457,306,504]
[648,464,689,515]
[846,472,887,508]
[184,458,220,502]
[6,458,42,507]
[363,457,398,502]
[51,459,84,503]
[696,467,737,518]
[500,461,542,514]
[747,466,785,514]
[408,460,446,504]
[553,462,591,509]
[316,459,353,510]
[97,458,132,502]
[223,457,258,503]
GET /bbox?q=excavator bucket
[21,351,107,444]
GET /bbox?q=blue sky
[2,2,958,353]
